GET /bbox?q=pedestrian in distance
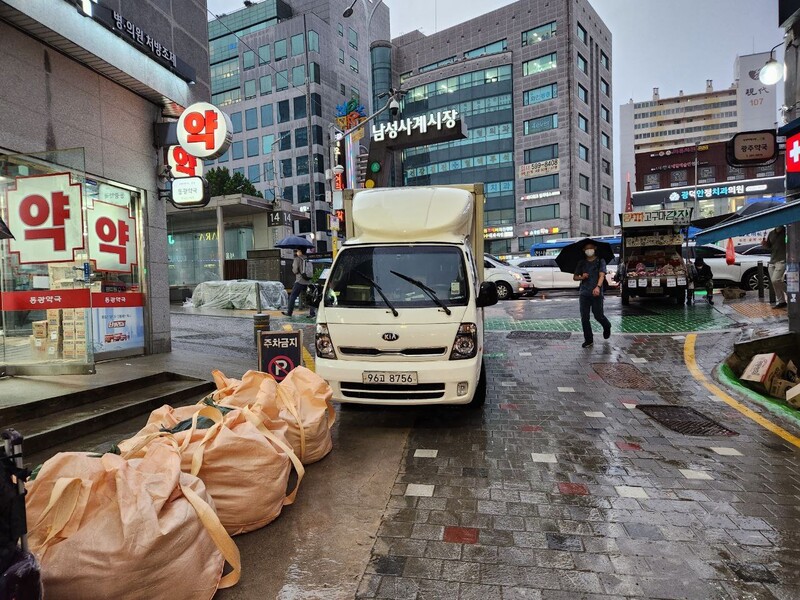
[282,248,316,318]
[690,257,714,305]
[573,242,612,348]
[762,225,787,309]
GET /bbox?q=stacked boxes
[62,308,88,360]
[30,320,48,356]
[45,309,62,358]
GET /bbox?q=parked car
[682,243,768,290]
[483,254,536,300]
[735,243,771,257]
[509,255,619,289]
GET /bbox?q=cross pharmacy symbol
[791,139,800,165]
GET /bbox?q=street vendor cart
[619,208,693,305]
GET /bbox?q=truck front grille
[340,381,446,400]
[339,346,447,357]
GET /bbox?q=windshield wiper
[352,270,399,317]
[390,270,452,316]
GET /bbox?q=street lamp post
[342,0,385,114]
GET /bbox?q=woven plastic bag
[25,441,240,600]
[119,405,304,536]
[210,367,335,464]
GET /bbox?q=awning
[694,200,800,244]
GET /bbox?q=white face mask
[585,249,595,257]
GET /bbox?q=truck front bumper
[316,356,481,405]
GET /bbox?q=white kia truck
[314,185,498,407]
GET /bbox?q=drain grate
[726,562,778,584]
[592,363,655,389]
[637,405,738,437]
[506,331,572,340]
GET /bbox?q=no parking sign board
[258,330,302,381]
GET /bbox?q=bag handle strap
[276,385,307,462]
[180,482,242,589]
[30,477,85,556]
[241,407,305,504]
[189,406,226,477]
[325,395,336,430]
[120,431,177,460]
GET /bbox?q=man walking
[282,248,315,318]
[762,225,787,309]
[574,242,612,348]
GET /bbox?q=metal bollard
[757,261,765,299]
[768,269,776,304]
[254,313,270,346]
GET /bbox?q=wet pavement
[13,296,800,599]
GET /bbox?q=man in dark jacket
[691,257,714,305]
[573,242,612,348]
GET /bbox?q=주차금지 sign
[258,330,303,382]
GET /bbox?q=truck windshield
[325,246,469,309]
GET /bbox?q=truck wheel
[495,281,513,301]
[621,288,630,306]
[467,362,487,408]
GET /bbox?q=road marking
[282,323,316,372]
[684,333,800,449]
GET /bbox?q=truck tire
[621,287,630,306]
[467,362,487,408]
[495,281,513,301]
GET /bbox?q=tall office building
[203,0,390,251]
[619,52,778,200]
[392,0,614,256]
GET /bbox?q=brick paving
[356,319,800,599]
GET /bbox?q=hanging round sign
[176,102,233,160]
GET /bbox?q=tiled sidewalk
[356,331,800,599]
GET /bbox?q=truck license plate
[363,371,418,385]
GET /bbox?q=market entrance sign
[621,208,693,228]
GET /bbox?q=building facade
[201,0,390,253]
[391,0,614,256]
[0,0,209,375]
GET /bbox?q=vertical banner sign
[166,145,203,178]
[7,173,84,264]
[736,52,778,131]
[87,201,138,273]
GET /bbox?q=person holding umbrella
[557,239,612,348]
[275,235,316,318]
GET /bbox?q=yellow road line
[684,333,800,448]
[282,323,316,372]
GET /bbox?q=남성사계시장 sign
[371,110,459,141]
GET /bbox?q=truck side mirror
[476,281,498,307]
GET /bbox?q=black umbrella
[0,217,13,240]
[555,238,614,274]
[275,235,313,249]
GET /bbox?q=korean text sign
[177,102,233,160]
[87,201,138,273]
[7,173,84,264]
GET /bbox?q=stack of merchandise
[61,309,88,360]
[44,309,62,359]
[741,353,800,405]
[29,319,47,357]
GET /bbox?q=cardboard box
[741,353,786,394]
[30,336,46,353]
[45,342,61,358]
[32,320,48,338]
[785,361,798,384]
[74,321,87,336]
[788,383,800,408]
[62,309,75,320]
[62,327,76,340]
[47,309,61,320]
[48,329,62,343]
[769,377,794,400]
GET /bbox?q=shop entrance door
[0,149,96,375]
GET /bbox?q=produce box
[48,328,62,343]
[32,320,48,338]
[74,321,87,336]
[788,383,800,408]
[30,336,46,353]
[769,377,794,400]
[741,353,786,394]
[45,341,61,358]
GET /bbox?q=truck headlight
[450,323,477,360]
[315,323,336,359]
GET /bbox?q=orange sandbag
[119,405,304,535]
[25,441,240,600]
[270,367,336,465]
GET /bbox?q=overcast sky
[207,0,785,210]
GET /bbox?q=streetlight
[342,0,385,114]
[759,42,785,85]
[342,0,357,18]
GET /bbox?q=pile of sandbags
[25,366,335,598]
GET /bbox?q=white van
[315,185,498,407]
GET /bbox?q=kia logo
[382,333,399,341]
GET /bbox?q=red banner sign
[0,291,144,311]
